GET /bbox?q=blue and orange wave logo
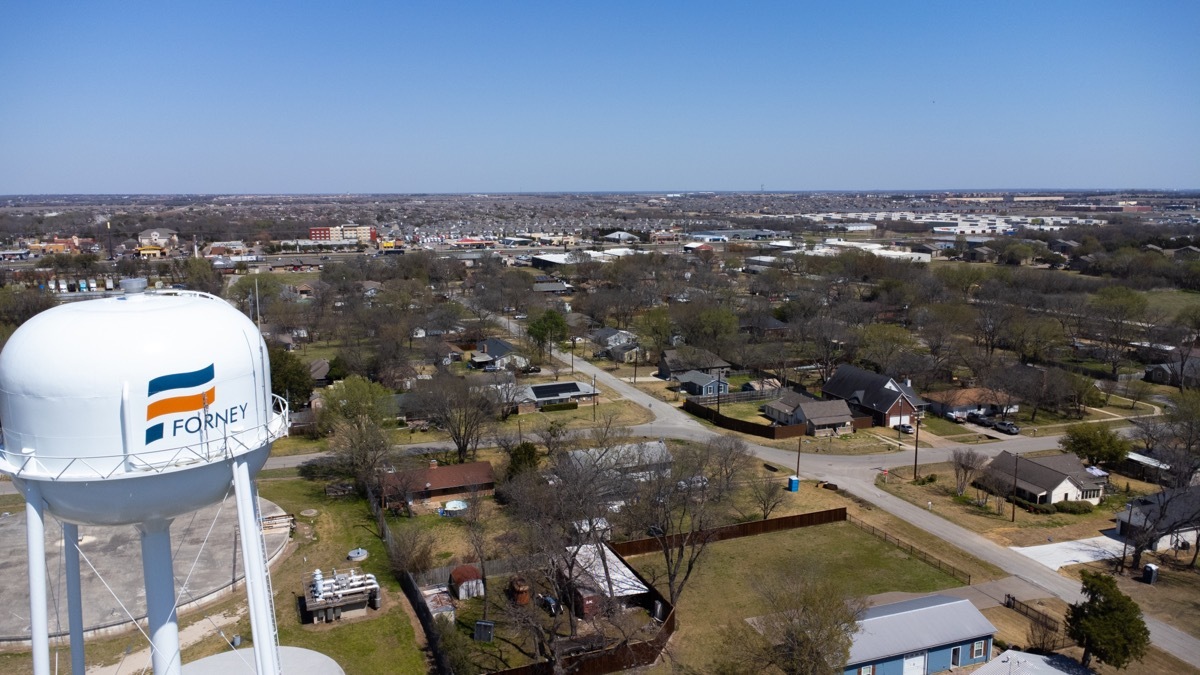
[145,364,216,444]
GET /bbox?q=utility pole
[912,417,921,480]
[1011,453,1019,522]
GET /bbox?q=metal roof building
[847,595,996,674]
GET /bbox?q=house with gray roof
[764,393,853,436]
[822,365,926,428]
[984,451,1107,505]
[676,370,729,397]
[844,595,995,675]
[471,337,529,371]
[658,347,730,380]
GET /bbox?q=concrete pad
[0,497,289,642]
[1010,533,1126,571]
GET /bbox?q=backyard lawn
[1063,550,1200,641]
[630,521,964,672]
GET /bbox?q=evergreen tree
[1066,570,1149,669]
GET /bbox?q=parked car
[894,423,915,434]
[975,417,996,428]
[994,421,1020,435]
[520,365,542,374]
[944,412,965,423]
[513,313,528,320]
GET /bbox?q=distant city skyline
[2,1,1197,194]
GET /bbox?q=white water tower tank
[0,282,283,526]
[0,281,293,675]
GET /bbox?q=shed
[449,565,485,600]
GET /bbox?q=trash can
[1143,563,1159,584]
[787,475,800,492]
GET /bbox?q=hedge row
[540,401,579,412]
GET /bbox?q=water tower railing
[0,395,289,481]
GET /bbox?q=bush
[540,401,579,412]
[913,473,938,486]
[1056,500,1095,514]
[1010,496,1056,514]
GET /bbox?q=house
[309,359,331,387]
[658,348,731,380]
[565,440,673,481]
[763,394,854,436]
[590,327,637,349]
[607,342,645,364]
[676,370,730,397]
[738,315,789,338]
[844,595,995,675]
[516,381,598,409]
[1173,245,1200,261]
[559,544,649,619]
[822,365,926,428]
[984,451,1107,505]
[965,246,996,263]
[1144,356,1200,389]
[532,281,574,295]
[137,228,179,250]
[1116,485,1200,552]
[471,337,529,370]
[382,459,495,507]
[972,649,1081,675]
[1048,239,1081,255]
[920,388,1018,419]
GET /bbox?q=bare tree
[951,448,987,497]
[327,415,392,493]
[747,474,787,520]
[714,570,866,675]
[533,418,572,458]
[411,372,497,463]
[707,435,752,497]
[619,441,736,605]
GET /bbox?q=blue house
[675,370,729,397]
[845,595,995,675]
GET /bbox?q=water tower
[0,281,289,675]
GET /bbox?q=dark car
[994,421,1019,434]
[521,365,542,374]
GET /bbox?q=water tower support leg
[138,520,181,675]
[24,485,50,675]
[62,522,86,675]
[233,457,280,675]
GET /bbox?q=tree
[951,448,987,497]
[619,441,736,605]
[411,372,496,463]
[503,441,540,480]
[714,571,865,675]
[1059,423,1130,466]
[268,344,314,409]
[747,474,787,520]
[327,415,391,492]
[1089,286,1148,378]
[1066,570,1149,669]
[318,375,395,433]
[526,309,567,360]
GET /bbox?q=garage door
[902,651,926,675]
[888,415,902,428]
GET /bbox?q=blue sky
[2,1,1197,193]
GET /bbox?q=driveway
[1010,532,1127,571]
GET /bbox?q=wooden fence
[681,399,810,440]
[610,507,847,557]
[1004,594,1073,650]
[846,514,973,585]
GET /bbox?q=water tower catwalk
[0,280,289,675]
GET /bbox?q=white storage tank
[0,280,287,526]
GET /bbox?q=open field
[878,461,1160,548]
[629,521,964,672]
[1144,288,1200,317]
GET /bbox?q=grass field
[629,521,963,672]
[1144,288,1200,317]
